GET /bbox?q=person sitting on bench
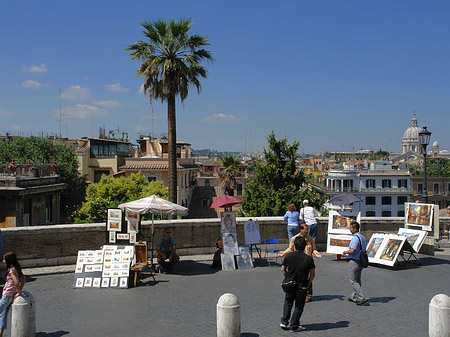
[156,228,180,273]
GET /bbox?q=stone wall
[2,217,448,268]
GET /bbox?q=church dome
[402,115,423,142]
[433,141,439,146]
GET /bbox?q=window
[397,196,407,205]
[45,195,52,223]
[201,199,209,206]
[147,176,157,182]
[24,198,32,226]
[94,170,110,183]
[366,211,376,217]
[366,179,375,188]
[382,210,392,217]
[397,210,405,217]
[382,179,391,188]
[366,196,376,205]
[417,183,423,194]
[382,196,392,205]
[433,183,440,194]
[237,183,243,196]
[398,179,407,188]
[343,179,353,192]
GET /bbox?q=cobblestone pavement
[6,252,450,337]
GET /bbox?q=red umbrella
[210,195,244,209]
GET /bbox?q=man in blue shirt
[342,221,368,305]
[156,228,179,273]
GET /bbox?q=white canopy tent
[118,194,188,268]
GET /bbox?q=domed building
[401,114,423,154]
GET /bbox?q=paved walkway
[6,249,448,337]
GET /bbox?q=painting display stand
[396,240,421,267]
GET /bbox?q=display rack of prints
[365,234,407,267]
[73,246,133,289]
[327,211,361,235]
[326,234,354,254]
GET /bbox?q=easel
[130,242,156,286]
[396,240,421,267]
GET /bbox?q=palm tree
[126,18,213,203]
[218,154,241,196]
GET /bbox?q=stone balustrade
[2,217,448,268]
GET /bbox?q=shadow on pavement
[419,256,450,266]
[36,331,70,337]
[369,296,396,303]
[304,320,350,331]
[312,294,346,302]
[168,260,221,276]
[241,333,259,337]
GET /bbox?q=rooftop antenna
[59,89,62,138]
[152,107,155,137]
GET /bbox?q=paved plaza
[6,250,450,337]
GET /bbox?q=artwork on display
[117,233,130,240]
[328,211,361,235]
[221,212,237,233]
[107,209,122,232]
[75,278,84,288]
[130,232,136,244]
[126,212,139,233]
[236,246,254,269]
[397,228,428,253]
[110,277,119,287]
[221,253,236,270]
[244,221,261,244]
[93,278,101,288]
[101,278,110,287]
[406,203,434,231]
[84,277,93,287]
[222,232,239,255]
[378,236,406,266]
[326,234,354,254]
[366,234,386,260]
[109,231,116,243]
[120,277,128,288]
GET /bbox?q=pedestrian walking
[280,236,315,332]
[341,221,369,305]
[284,204,300,241]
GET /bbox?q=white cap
[303,200,309,205]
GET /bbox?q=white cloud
[202,113,247,123]
[0,107,12,117]
[61,85,90,100]
[104,83,130,92]
[59,104,108,119]
[22,80,43,89]
[93,100,121,108]
[21,63,47,73]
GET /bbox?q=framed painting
[107,209,122,232]
[222,232,239,255]
[92,278,101,288]
[366,234,388,261]
[221,253,236,270]
[326,234,354,254]
[405,203,434,231]
[236,246,254,269]
[376,235,406,267]
[397,227,428,253]
[221,212,237,233]
[101,278,110,288]
[126,212,139,233]
[328,211,361,235]
[244,221,261,244]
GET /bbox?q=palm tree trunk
[168,94,177,204]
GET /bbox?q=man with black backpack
[280,236,315,332]
[342,221,369,306]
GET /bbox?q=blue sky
[1,1,449,154]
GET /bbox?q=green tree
[240,132,328,217]
[409,158,450,177]
[0,136,86,222]
[218,154,241,196]
[75,172,168,223]
[126,17,213,203]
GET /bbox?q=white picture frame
[374,234,407,267]
[109,231,116,243]
[110,277,119,287]
[236,246,254,269]
[101,278,110,288]
[366,233,389,261]
[221,253,236,270]
[84,277,93,287]
[92,278,101,288]
[326,234,354,254]
[328,210,361,235]
[397,228,428,253]
[126,212,139,233]
[119,277,128,288]
[221,212,237,233]
[75,278,84,288]
[405,203,434,231]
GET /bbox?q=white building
[324,161,411,217]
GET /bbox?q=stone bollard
[429,294,450,337]
[11,291,36,337]
[217,293,240,337]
